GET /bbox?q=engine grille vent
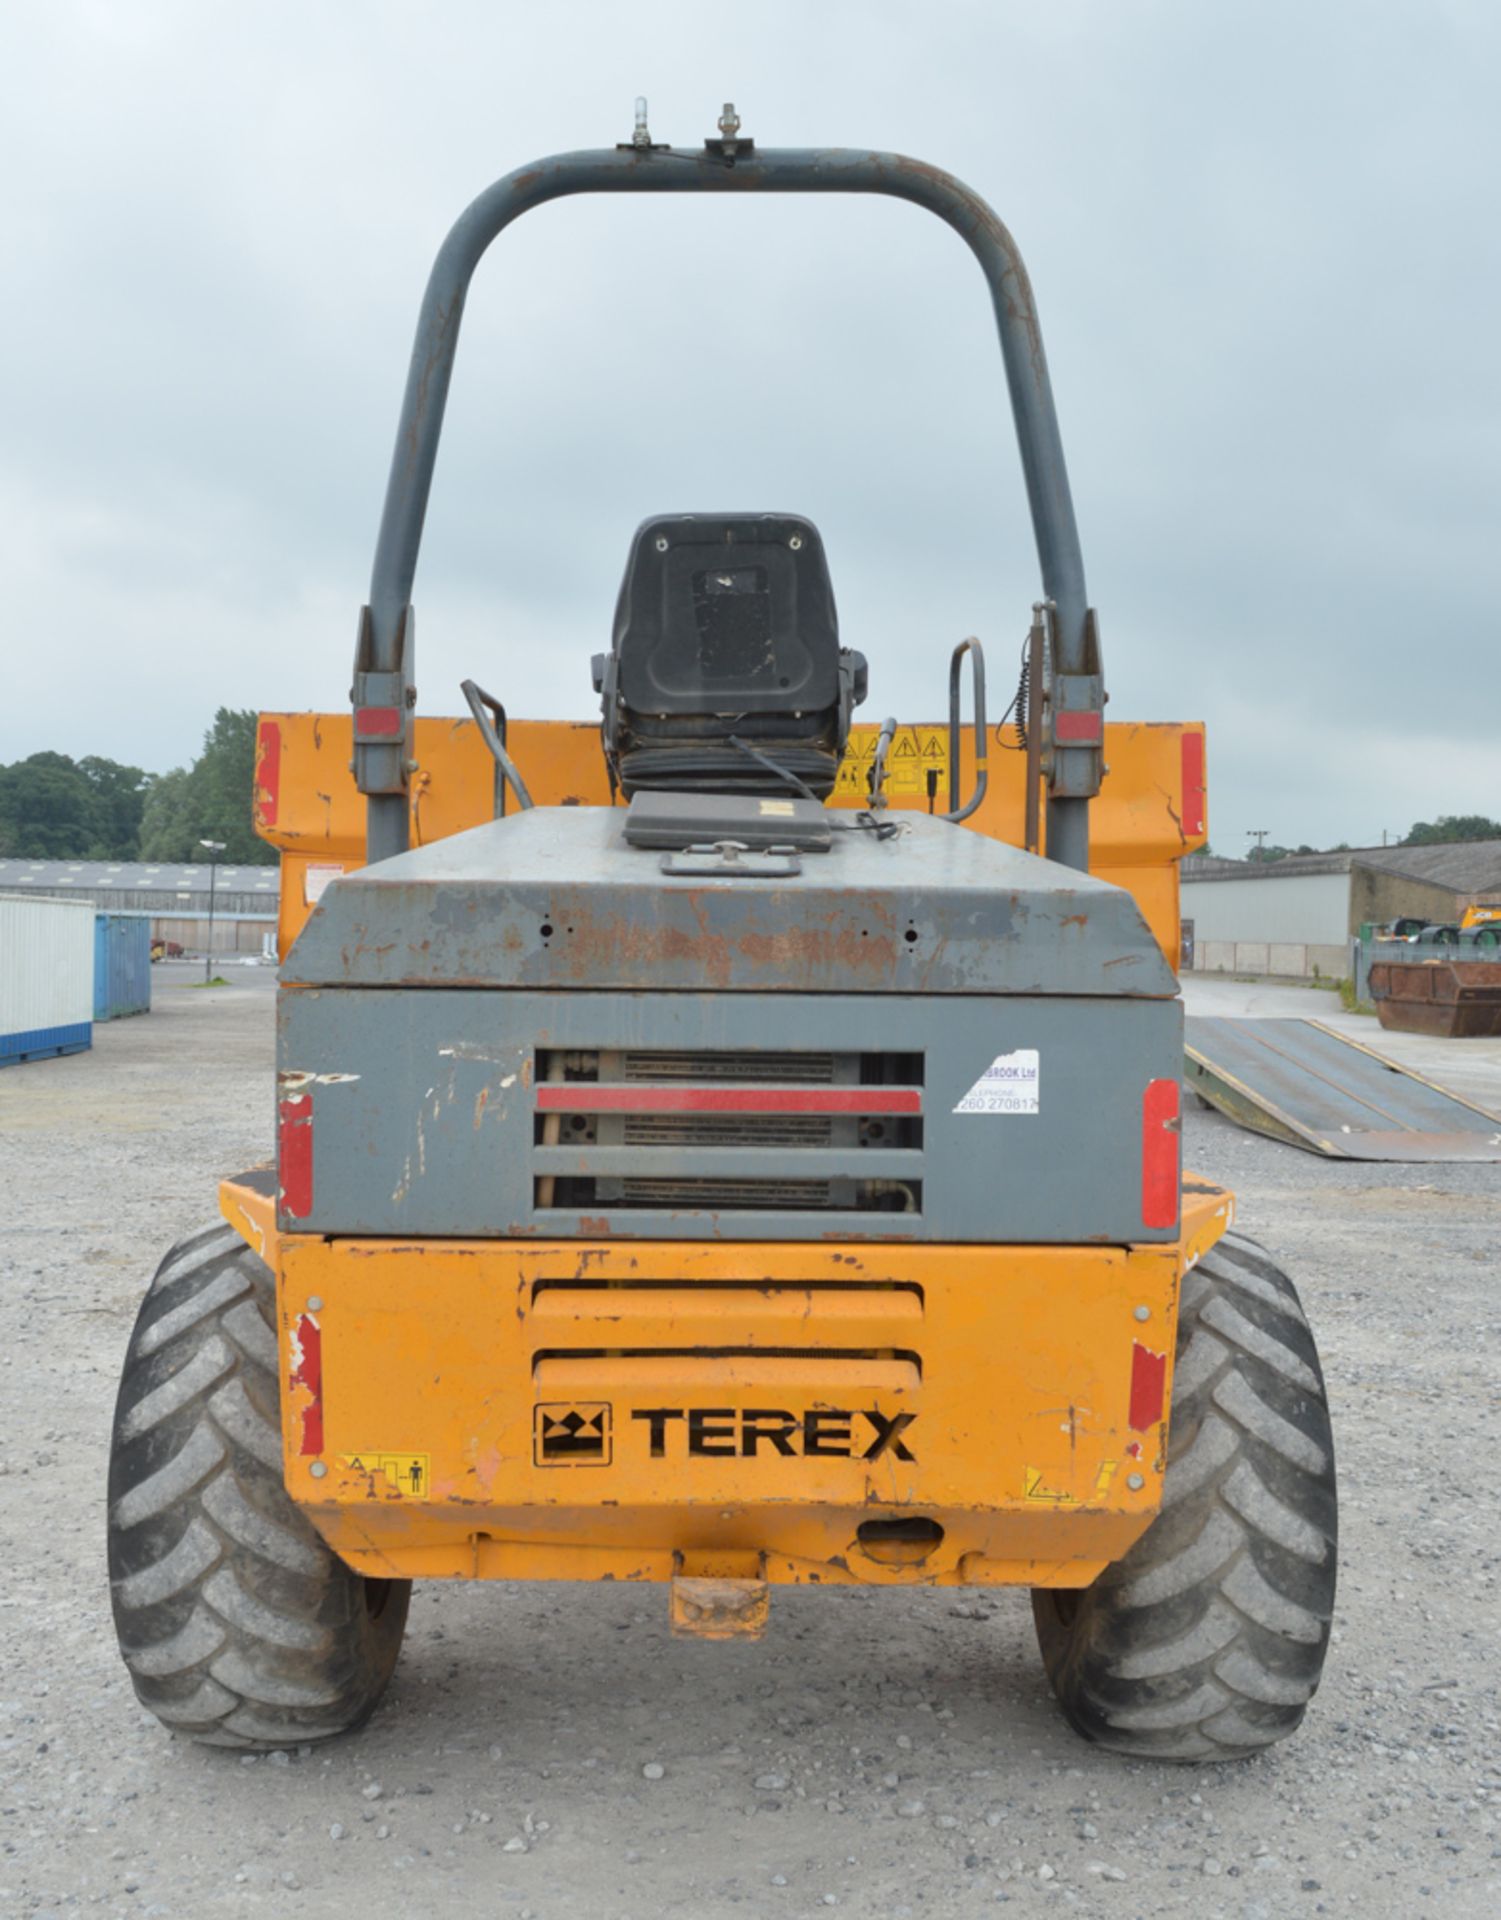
[620,1050,837,1083]
[615,1178,835,1209]
[534,1047,923,1216]
[622,1113,833,1149]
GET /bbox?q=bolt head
[789,533,804,550]
[310,1460,328,1479]
[1127,1472,1145,1491]
[655,535,669,552]
[1133,1305,1150,1322]
[306,1296,323,1312]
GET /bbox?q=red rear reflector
[354,705,403,737]
[290,1311,324,1456]
[279,1094,314,1219]
[534,1085,923,1116]
[1141,1077,1180,1228]
[254,719,281,829]
[1054,710,1104,745]
[1181,731,1206,838]
[1129,1341,1168,1431]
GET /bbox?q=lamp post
[200,839,226,983]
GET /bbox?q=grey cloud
[1,0,1496,851]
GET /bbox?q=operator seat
[593,512,867,798]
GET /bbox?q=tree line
[0,709,269,864]
[4,718,1495,867]
[1237,815,1501,863]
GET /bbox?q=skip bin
[94,912,152,1021]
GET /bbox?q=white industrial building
[1182,842,1501,977]
[1182,853,1351,977]
[0,858,278,954]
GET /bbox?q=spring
[1013,641,1031,750]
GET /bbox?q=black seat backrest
[593,513,866,798]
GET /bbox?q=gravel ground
[2,968,1499,1919]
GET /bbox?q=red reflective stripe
[534,1085,924,1115]
[1054,710,1103,744]
[355,705,403,737]
[290,1312,324,1456]
[279,1094,314,1219]
[1128,1341,1168,1431]
[255,719,281,828]
[1141,1077,1180,1228]
[1181,731,1206,838]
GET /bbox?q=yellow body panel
[254,712,1206,966]
[220,1175,1233,1590]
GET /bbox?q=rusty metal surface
[1185,1017,1501,1161]
[284,808,1177,999]
[1369,960,1501,1039]
[669,1573,770,1640]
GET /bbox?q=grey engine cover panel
[278,987,1182,1243]
[283,807,1179,999]
[279,804,1182,1242]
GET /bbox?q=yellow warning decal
[1023,1460,1118,1504]
[835,726,949,799]
[341,1452,432,1496]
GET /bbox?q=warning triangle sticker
[893,735,917,758]
[953,1049,1040,1115]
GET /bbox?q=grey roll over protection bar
[356,108,1104,870]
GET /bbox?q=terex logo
[631,1407,916,1462]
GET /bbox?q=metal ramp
[1184,1017,1501,1161]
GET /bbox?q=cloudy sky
[3,0,1496,852]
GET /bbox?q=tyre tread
[1032,1231,1337,1761]
[108,1226,409,1749]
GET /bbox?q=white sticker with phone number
[953,1049,1040,1115]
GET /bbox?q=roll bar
[355,115,1102,869]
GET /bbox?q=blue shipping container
[94,913,152,1021]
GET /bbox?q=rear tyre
[1031,1230,1337,1761]
[108,1223,410,1748]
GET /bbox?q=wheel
[108,1222,410,1748]
[1031,1230,1337,1761]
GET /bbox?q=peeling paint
[288,1311,324,1456]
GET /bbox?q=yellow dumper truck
[107,114,1337,1763]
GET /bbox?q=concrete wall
[1180,871,1351,946]
[1194,939,1350,979]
